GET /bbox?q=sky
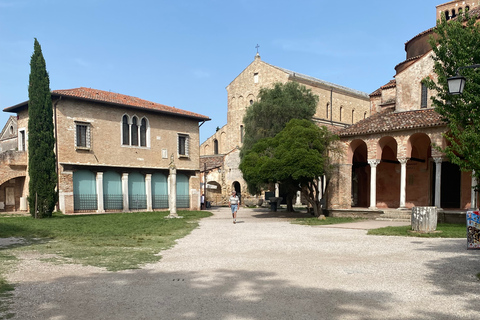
[0,0,440,142]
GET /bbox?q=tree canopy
[239,119,338,215]
[28,38,57,218]
[241,81,318,156]
[426,12,480,183]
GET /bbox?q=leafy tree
[241,82,318,156]
[426,12,480,185]
[240,119,339,215]
[27,38,57,218]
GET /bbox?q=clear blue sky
[0,0,439,142]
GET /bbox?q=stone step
[376,209,411,222]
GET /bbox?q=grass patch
[367,223,466,238]
[0,210,211,271]
[292,216,366,226]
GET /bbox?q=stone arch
[0,172,26,186]
[232,181,242,203]
[376,137,400,208]
[377,136,398,160]
[347,139,368,165]
[206,181,222,206]
[349,139,369,207]
[405,133,432,207]
[407,133,431,161]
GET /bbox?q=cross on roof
[255,44,260,54]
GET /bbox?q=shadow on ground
[9,266,475,320]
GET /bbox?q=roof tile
[52,87,210,121]
[339,108,445,137]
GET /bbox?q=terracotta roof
[370,80,396,97]
[52,87,210,121]
[339,108,445,137]
[4,87,210,121]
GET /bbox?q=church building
[200,54,371,205]
[328,0,480,218]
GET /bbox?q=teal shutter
[73,170,97,211]
[152,173,168,209]
[103,171,123,210]
[128,172,146,210]
[176,174,189,208]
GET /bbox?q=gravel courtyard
[4,207,480,320]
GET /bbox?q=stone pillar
[471,171,477,210]
[411,206,438,233]
[96,172,105,213]
[398,158,408,209]
[275,183,279,197]
[145,174,152,211]
[433,157,442,208]
[296,191,301,205]
[368,159,380,210]
[167,156,179,218]
[122,173,129,212]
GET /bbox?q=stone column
[145,174,152,211]
[368,159,380,210]
[122,173,129,212]
[398,158,408,209]
[275,183,279,197]
[167,155,179,218]
[96,172,105,213]
[471,171,477,210]
[433,157,442,208]
[296,191,302,205]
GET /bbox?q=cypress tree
[28,38,57,218]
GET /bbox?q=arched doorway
[406,133,432,206]
[233,181,241,203]
[206,181,222,206]
[350,140,369,207]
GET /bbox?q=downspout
[330,88,333,123]
[53,96,62,210]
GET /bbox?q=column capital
[368,159,381,167]
[433,157,443,164]
[398,158,409,165]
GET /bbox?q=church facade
[329,0,480,215]
[200,54,371,205]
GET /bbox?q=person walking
[229,190,240,224]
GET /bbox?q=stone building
[329,0,480,215]
[1,87,209,213]
[200,54,371,205]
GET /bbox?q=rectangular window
[421,83,428,108]
[254,72,259,83]
[178,134,189,157]
[75,122,91,149]
[18,129,26,151]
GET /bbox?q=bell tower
[436,1,479,22]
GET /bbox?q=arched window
[140,118,147,147]
[351,109,355,124]
[364,112,367,120]
[339,106,343,122]
[214,139,219,155]
[466,6,470,11]
[326,103,329,119]
[131,116,138,146]
[421,83,428,108]
[122,115,130,145]
[249,100,253,105]
[445,10,450,20]
[240,125,244,143]
[451,9,456,19]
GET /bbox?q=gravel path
[4,207,480,320]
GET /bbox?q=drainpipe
[330,88,333,122]
[53,96,62,210]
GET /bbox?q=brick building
[1,87,209,213]
[328,1,480,214]
[200,54,371,205]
